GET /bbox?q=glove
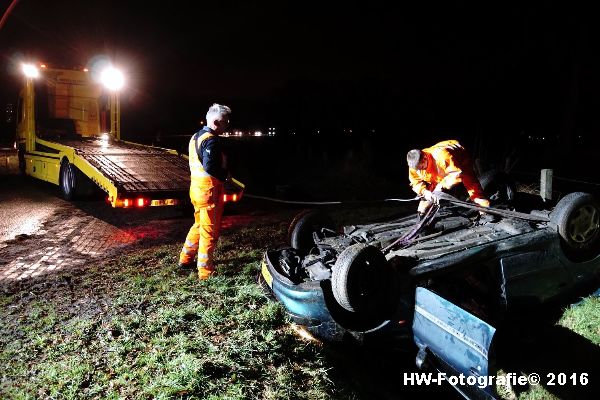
[422,190,439,204]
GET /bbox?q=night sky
[1,1,598,146]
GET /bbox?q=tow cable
[245,193,549,222]
[244,194,420,205]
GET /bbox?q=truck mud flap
[413,287,496,399]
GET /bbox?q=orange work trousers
[179,183,224,279]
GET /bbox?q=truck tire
[550,192,600,261]
[59,159,77,200]
[332,244,392,313]
[287,210,335,254]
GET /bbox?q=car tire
[332,244,392,313]
[287,210,335,254]
[59,159,77,200]
[550,192,600,261]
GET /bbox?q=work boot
[198,266,215,280]
[178,261,196,271]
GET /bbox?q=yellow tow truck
[15,62,190,208]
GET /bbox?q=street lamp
[100,67,124,91]
[100,67,125,140]
[22,64,40,78]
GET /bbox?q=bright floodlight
[101,67,124,90]
[22,64,40,78]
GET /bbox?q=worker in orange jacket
[179,104,231,279]
[406,140,490,217]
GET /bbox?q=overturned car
[260,191,600,398]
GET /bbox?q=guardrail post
[540,169,553,202]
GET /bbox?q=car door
[412,287,497,399]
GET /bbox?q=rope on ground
[244,194,419,205]
[384,197,421,202]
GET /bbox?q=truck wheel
[287,210,335,254]
[60,159,77,200]
[550,192,600,261]
[332,244,392,313]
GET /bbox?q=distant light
[22,64,40,78]
[40,64,47,69]
[101,67,125,91]
[254,131,262,136]
[83,68,89,72]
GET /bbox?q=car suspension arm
[436,193,550,222]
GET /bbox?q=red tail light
[223,193,242,203]
[123,199,131,207]
[136,197,148,207]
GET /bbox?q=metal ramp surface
[56,138,190,193]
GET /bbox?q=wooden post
[540,169,553,202]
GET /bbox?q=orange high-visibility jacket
[188,131,223,189]
[408,140,469,196]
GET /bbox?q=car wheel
[550,192,600,261]
[332,244,392,313]
[59,159,77,200]
[287,210,335,254]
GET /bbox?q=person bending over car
[406,140,490,218]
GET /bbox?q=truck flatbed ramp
[57,138,190,194]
